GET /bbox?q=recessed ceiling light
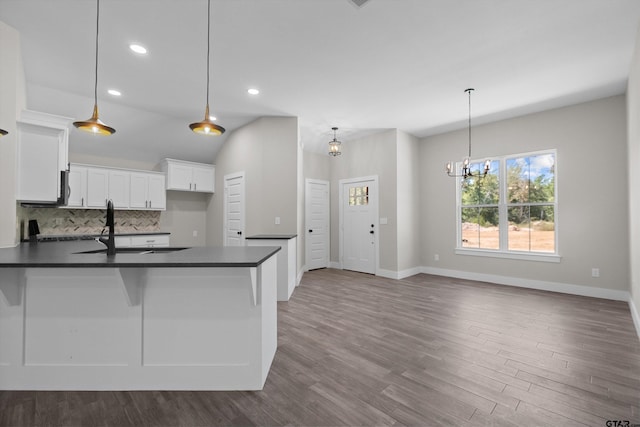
[108,89,121,96]
[247,88,260,95]
[129,44,147,54]
[209,115,217,121]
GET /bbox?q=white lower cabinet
[130,235,170,247]
[114,235,170,248]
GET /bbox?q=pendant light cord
[94,0,100,107]
[206,0,211,108]
[467,88,472,158]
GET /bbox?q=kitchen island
[0,241,280,391]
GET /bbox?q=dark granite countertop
[0,241,280,268]
[246,234,297,240]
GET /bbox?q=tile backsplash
[19,207,161,237]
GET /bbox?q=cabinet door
[67,166,87,208]
[86,168,109,208]
[147,174,166,210]
[192,165,215,193]
[129,173,149,209]
[108,170,130,209]
[167,163,193,191]
[16,124,65,202]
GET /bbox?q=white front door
[305,179,330,270]
[340,177,378,274]
[224,172,245,246]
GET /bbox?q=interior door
[305,179,330,270]
[341,178,377,274]
[224,172,245,246]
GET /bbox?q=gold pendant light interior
[190,0,225,136]
[0,129,8,137]
[73,0,115,136]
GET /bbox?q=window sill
[455,248,561,263]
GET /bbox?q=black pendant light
[73,0,115,135]
[190,0,225,135]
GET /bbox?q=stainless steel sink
[74,247,189,255]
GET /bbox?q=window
[457,150,557,259]
[349,186,369,206]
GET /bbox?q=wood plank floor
[1,269,639,426]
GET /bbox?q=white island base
[0,257,277,390]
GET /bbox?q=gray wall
[329,129,398,272]
[420,95,629,292]
[396,130,421,272]
[0,22,26,247]
[207,116,299,245]
[628,27,640,321]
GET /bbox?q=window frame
[455,149,560,262]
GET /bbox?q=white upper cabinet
[108,170,130,209]
[68,164,166,211]
[86,168,109,208]
[16,110,72,203]
[130,172,166,210]
[162,159,215,193]
[67,165,87,208]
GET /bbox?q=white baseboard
[296,268,304,286]
[629,297,640,341]
[329,261,341,269]
[377,267,422,280]
[420,266,630,302]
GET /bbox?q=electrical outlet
[434,254,439,261]
[591,268,600,278]
[275,217,280,225]
[193,230,198,237]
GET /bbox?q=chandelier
[445,88,489,179]
[328,127,342,156]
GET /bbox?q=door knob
[370,230,374,234]
[237,231,242,235]
[309,229,313,233]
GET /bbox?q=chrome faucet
[99,199,116,256]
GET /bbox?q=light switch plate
[379,217,388,225]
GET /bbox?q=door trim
[305,178,330,271]
[339,175,379,275]
[223,171,246,246]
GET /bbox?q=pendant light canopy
[73,0,115,136]
[445,88,489,179]
[328,127,342,156]
[0,129,7,137]
[190,0,225,136]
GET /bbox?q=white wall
[628,27,640,326]
[0,21,27,247]
[420,95,629,294]
[207,116,299,245]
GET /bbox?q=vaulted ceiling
[1,0,639,164]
